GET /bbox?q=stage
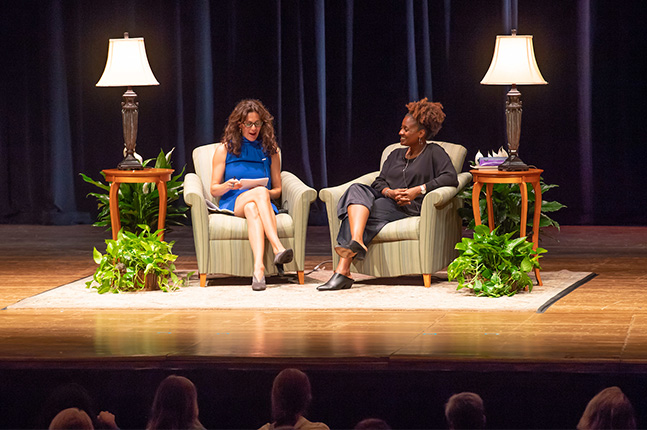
[1,225,646,429]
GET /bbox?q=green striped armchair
[183,143,317,287]
[319,141,472,288]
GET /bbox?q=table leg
[486,183,494,231]
[472,182,484,226]
[531,180,542,249]
[109,183,121,241]
[531,180,543,286]
[519,182,528,238]
[157,180,168,241]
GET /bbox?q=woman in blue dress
[210,99,293,291]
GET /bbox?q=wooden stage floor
[1,224,647,429]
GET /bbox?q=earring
[418,136,422,145]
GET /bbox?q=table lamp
[481,30,547,171]
[96,33,159,170]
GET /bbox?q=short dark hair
[354,418,391,430]
[445,392,486,430]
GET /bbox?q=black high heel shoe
[273,248,294,265]
[273,249,293,276]
[334,240,367,261]
[317,272,354,291]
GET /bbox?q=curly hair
[405,97,446,139]
[221,99,278,156]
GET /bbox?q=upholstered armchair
[319,141,471,288]
[183,143,317,287]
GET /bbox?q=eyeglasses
[242,121,263,128]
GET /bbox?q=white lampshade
[96,35,159,87]
[481,34,547,85]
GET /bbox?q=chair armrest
[419,171,472,272]
[427,172,472,207]
[457,171,473,191]
[183,173,208,210]
[183,173,210,272]
[318,171,378,262]
[318,171,378,207]
[281,171,317,268]
[281,171,317,219]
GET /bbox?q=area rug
[4,270,595,313]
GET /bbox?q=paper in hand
[239,177,269,190]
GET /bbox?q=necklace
[402,144,427,184]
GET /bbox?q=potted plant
[87,225,190,294]
[458,180,565,238]
[460,149,566,238]
[447,225,546,297]
[80,148,188,234]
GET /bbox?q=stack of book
[474,156,506,170]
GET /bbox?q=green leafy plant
[87,225,190,294]
[447,224,546,297]
[458,179,566,238]
[80,148,188,234]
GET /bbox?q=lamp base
[498,154,529,171]
[117,154,144,170]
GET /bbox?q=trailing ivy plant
[458,179,565,239]
[447,224,547,297]
[87,225,191,294]
[80,148,188,235]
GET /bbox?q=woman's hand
[97,411,119,429]
[387,188,408,206]
[223,178,241,191]
[388,187,422,206]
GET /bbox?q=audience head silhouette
[49,407,93,430]
[577,386,636,430]
[147,375,204,430]
[38,383,97,429]
[271,368,313,427]
[354,418,392,429]
[445,392,486,430]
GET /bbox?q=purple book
[479,157,506,166]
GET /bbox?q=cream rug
[4,270,595,313]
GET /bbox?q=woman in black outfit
[317,98,459,291]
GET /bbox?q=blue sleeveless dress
[218,137,278,214]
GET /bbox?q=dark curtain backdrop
[1,0,645,226]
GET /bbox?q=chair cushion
[371,216,420,243]
[208,213,294,240]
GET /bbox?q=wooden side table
[470,168,543,285]
[102,168,174,241]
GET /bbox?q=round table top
[470,168,543,183]
[102,168,174,182]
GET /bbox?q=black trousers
[336,183,409,246]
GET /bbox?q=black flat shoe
[334,240,367,261]
[273,248,294,265]
[317,272,354,291]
